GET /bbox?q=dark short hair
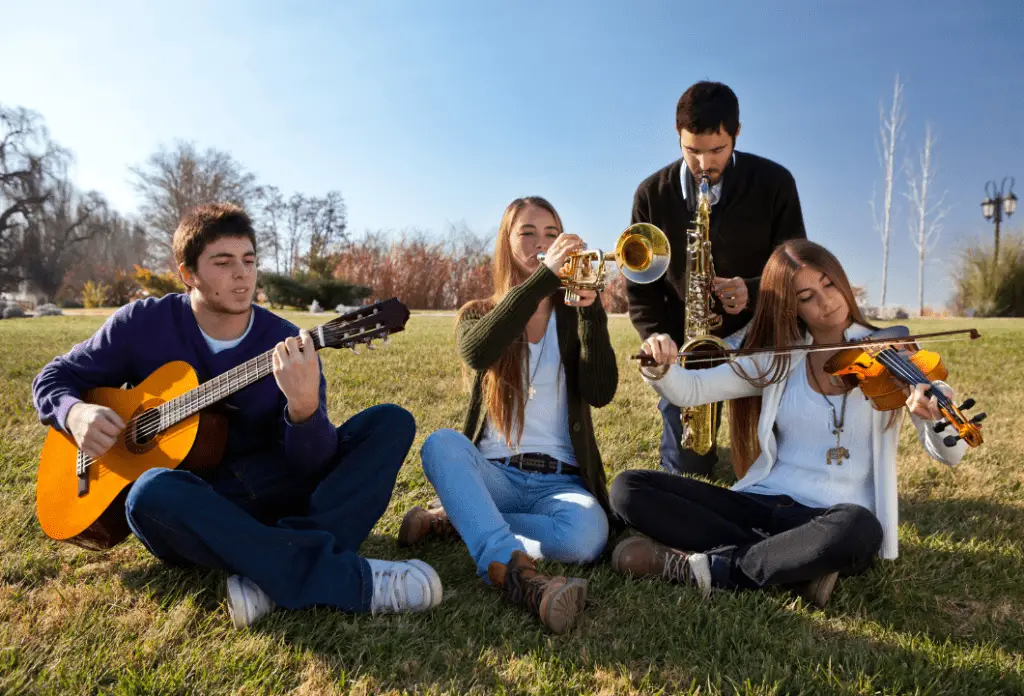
[172,202,257,270]
[676,81,740,139]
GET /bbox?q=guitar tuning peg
[970,412,987,424]
[350,344,361,355]
[381,336,391,346]
[365,341,376,350]
[932,419,950,433]
[959,398,976,411]
[942,434,961,447]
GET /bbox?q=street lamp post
[982,176,1017,269]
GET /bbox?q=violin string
[874,348,957,412]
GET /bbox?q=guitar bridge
[77,449,89,496]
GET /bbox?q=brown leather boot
[611,536,712,598]
[487,550,588,634]
[397,505,461,547]
[801,571,839,609]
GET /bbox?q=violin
[632,326,986,448]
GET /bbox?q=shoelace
[505,567,547,613]
[662,551,692,585]
[371,567,410,615]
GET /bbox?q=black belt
[491,453,581,476]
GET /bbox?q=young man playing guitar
[32,203,442,628]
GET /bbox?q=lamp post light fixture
[982,176,1017,267]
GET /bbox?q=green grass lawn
[1,311,1022,695]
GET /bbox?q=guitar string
[77,321,390,470]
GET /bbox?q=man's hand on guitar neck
[273,329,322,424]
[67,402,127,459]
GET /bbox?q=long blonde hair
[728,240,880,476]
[456,196,564,448]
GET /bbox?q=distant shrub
[82,281,109,308]
[951,232,1024,317]
[258,273,370,309]
[134,265,185,298]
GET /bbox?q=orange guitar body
[35,361,226,550]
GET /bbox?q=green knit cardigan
[455,264,619,514]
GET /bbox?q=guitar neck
[158,328,328,428]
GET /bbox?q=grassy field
[1,310,1022,695]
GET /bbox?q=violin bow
[631,328,981,367]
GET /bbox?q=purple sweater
[32,293,339,476]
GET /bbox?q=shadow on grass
[251,540,1019,695]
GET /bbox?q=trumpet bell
[613,223,670,284]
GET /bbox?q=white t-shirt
[744,361,875,511]
[199,309,255,354]
[477,312,576,465]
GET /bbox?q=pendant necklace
[808,360,850,466]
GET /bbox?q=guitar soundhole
[131,409,162,448]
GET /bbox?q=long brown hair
[456,196,564,448]
[728,239,879,476]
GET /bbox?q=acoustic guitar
[35,298,410,551]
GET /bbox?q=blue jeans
[420,428,609,579]
[658,397,721,478]
[124,404,415,612]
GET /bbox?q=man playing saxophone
[625,80,808,479]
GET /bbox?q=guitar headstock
[311,298,410,353]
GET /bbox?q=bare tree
[903,123,948,317]
[305,191,348,278]
[284,193,307,276]
[255,185,285,273]
[0,104,113,298]
[130,141,261,268]
[20,178,108,300]
[870,74,906,307]
[0,104,69,290]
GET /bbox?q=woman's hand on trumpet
[640,333,680,366]
[541,233,585,274]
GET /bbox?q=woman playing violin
[609,239,968,607]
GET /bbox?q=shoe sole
[397,506,426,547]
[542,578,588,635]
[225,575,248,629]
[406,559,444,609]
[805,571,839,608]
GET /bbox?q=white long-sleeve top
[643,322,967,560]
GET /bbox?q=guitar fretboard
[153,330,328,432]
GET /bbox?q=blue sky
[3,1,1022,308]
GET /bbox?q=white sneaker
[226,575,278,628]
[686,553,713,599]
[367,558,443,615]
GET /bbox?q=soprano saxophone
[679,173,731,455]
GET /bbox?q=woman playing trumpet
[609,239,968,607]
[400,196,617,633]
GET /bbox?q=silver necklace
[808,360,850,466]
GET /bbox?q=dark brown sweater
[627,152,807,345]
[456,264,618,515]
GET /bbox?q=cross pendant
[826,429,849,466]
[528,385,536,400]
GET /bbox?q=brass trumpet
[537,223,671,302]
